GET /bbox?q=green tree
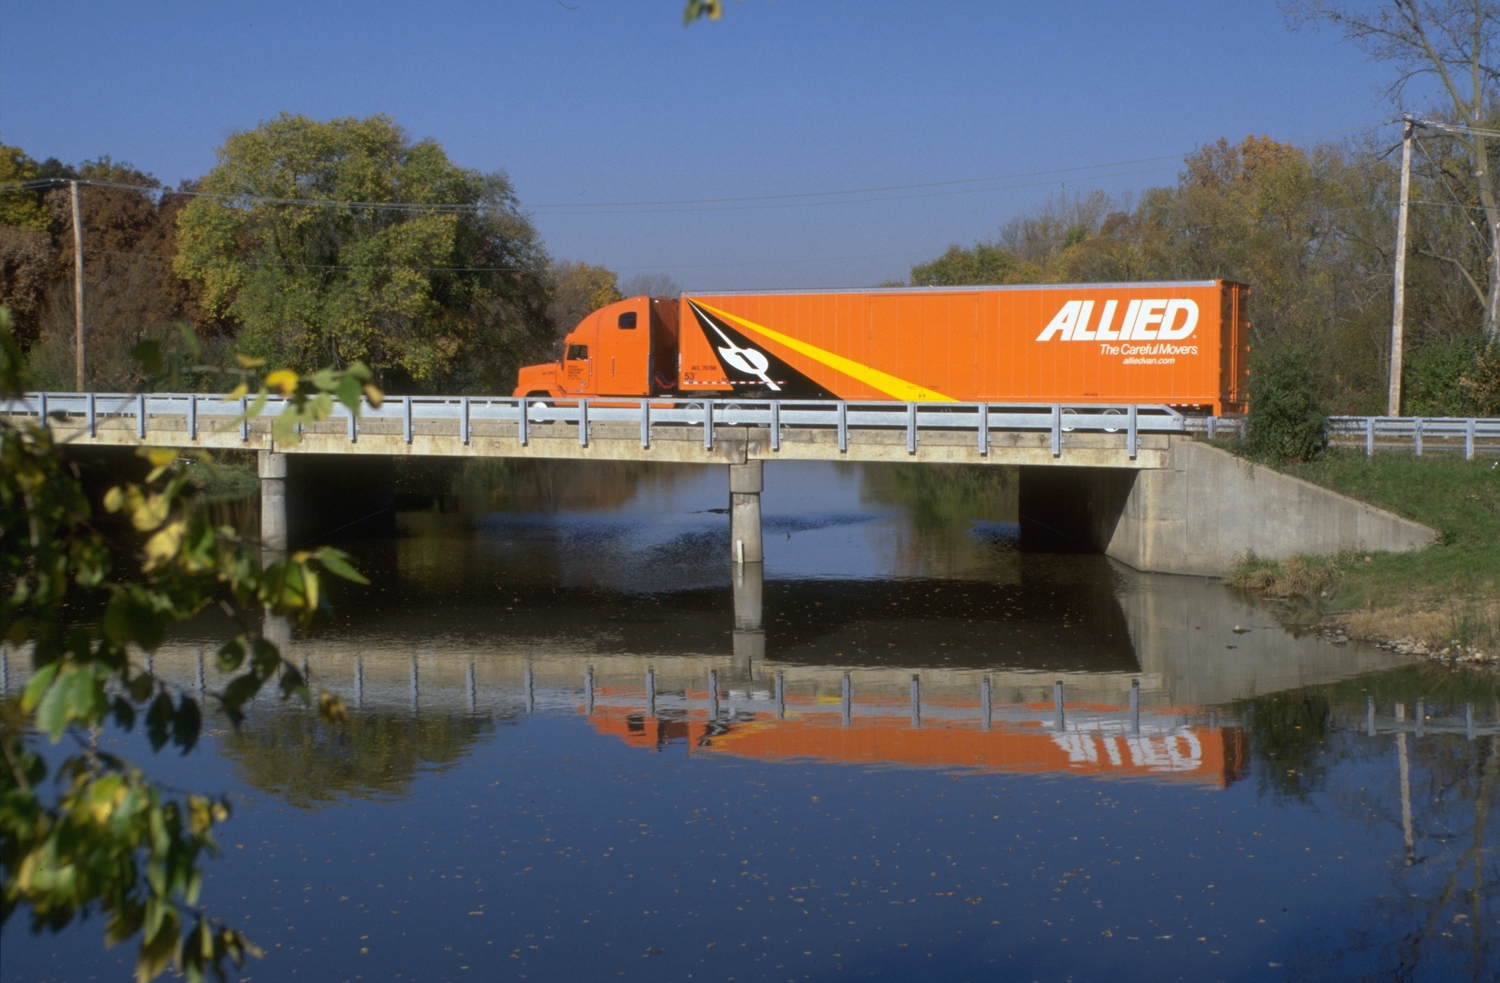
[908,243,1042,286]
[0,311,377,980]
[547,260,624,342]
[0,145,55,349]
[0,145,48,232]
[175,113,553,393]
[1247,342,1329,462]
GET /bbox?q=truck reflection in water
[589,690,1247,788]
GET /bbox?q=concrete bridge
[4,392,1439,576]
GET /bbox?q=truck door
[602,302,651,397]
[563,340,591,393]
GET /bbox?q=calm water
[4,461,1499,983]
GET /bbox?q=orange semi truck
[515,280,1250,414]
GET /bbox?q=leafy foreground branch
[0,311,380,981]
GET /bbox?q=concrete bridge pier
[729,459,764,565]
[258,450,288,556]
[732,561,765,666]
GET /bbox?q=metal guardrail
[1346,699,1500,741]
[1,392,1187,460]
[1182,414,1500,459]
[1327,415,1500,459]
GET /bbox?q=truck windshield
[566,344,588,361]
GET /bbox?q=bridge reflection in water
[0,554,1406,794]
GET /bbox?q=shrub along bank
[1227,448,1500,659]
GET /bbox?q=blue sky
[1,1,1419,290]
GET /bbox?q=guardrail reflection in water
[0,643,1242,788]
[3,392,1190,460]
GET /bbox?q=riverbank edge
[1212,442,1500,665]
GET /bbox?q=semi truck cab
[514,296,680,399]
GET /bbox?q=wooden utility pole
[71,180,85,391]
[1389,119,1414,417]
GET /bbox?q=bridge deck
[6,393,1179,468]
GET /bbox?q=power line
[530,166,1183,216]
[88,248,544,273]
[0,122,1384,217]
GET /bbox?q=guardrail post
[1413,417,1422,457]
[703,400,714,450]
[518,397,529,445]
[909,674,921,729]
[774,671,785,719]
[981,675,992,731]
[1127,405,1138,460]
[906,402,917,454]
[37,392,48,429]
[579,398,589,447]
[347,401,357,443]
[977,403,989,456]
[240,394,249,441]
[136,393,146,438]
[1366,417,1375,457]
[187,393,197,440]
[1466,418,1476,460]
[836,401,847,452]
[402,396,413,444]
[1206,415,1216,440]
[1129,679,1140,736]
[87,391,96,437]
[640,399,650,448]
[460,397,470,445]
[1050,404,1061,457]
[841,672,852,727]
[770,400,781,451]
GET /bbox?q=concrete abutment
[1019,438,1437,576]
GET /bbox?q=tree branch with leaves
[0,309,380,981]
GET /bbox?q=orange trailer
[515,281,1249,414]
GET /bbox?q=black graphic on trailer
[687,301,836,399]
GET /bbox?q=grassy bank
[1226,447,1500,652]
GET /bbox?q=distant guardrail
[1183,414,1500,459]
[1,392,1187,460]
